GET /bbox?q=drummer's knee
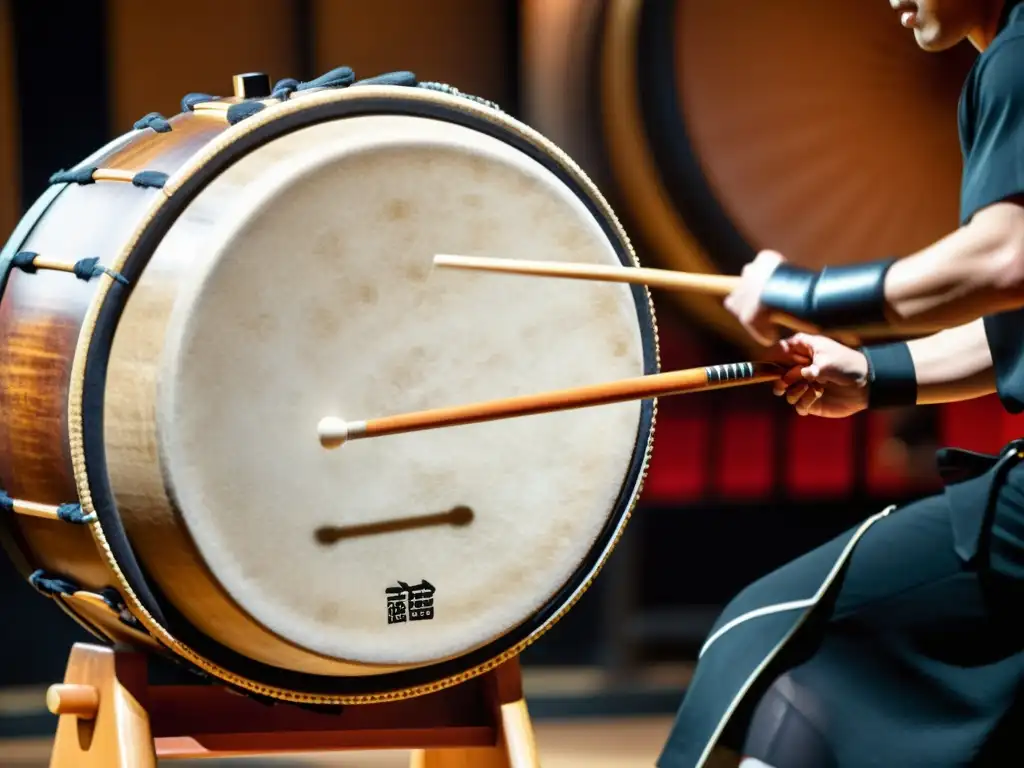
[740,671,837,768]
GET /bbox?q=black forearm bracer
[760,258,897,328]
[862,341,918,408]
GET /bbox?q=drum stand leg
[46,642,540,768]
[47,642,154,768]
[409,655,538,768]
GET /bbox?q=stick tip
[317,416,349,449]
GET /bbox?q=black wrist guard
[760,258,897,328]
[862,342,917,408]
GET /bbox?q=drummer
[659,1,1024,766]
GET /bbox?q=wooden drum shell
[0,117,225,649]
[0,85,659,705]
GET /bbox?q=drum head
[153,113,651,669]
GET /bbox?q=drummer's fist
[773,333,870,418]
[724,250,786,346]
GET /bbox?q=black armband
[862,341,917,408]
[760,258,897,328]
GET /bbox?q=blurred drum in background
[524,0,975,349]
[0,70,658,704]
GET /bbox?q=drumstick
[432,254,859,344]
[318,361,782,448]
[433,253,738,294]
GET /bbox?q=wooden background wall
[0,0,17,244]
[0,0,517,222]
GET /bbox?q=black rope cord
[27,567,147,635]
[28,569,80,598]
[49,166,96,185]
[28,570,154,645]
[205,65,502,126]
[0,490,14,518]
[47,167,168,189]
[0,487,96,524]
[271,65,356,100]
[51,66,501,188]
[181,91,218,112]
[12,251,129,285]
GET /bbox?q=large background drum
[524,0,977,349]
[0,75,658,704]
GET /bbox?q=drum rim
[71,85,660,704]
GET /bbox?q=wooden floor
[0,716,675,766]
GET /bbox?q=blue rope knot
[270,77,301,102]
[353,71,417,88]
[28,569,79,597]
[12,251,37,272]
[271,66,356,102]
[134,112,172,133]
[181,92,217,112]
[57,503,96,524]
[49,166,97,185]
[227,101,267,125]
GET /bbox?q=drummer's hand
[724,250,786,346]
[772,333,870,418]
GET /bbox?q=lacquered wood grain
[100,113,228,175]
[0,118,229,593]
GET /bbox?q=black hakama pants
[658,444,1024,767]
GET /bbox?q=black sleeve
[984,311,1024,414]
[960,35,1024,223]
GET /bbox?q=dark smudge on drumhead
[384,199,413,222]
[557,223,592,254]
[315,602,340,623]
[402,261,431,283]
[388,357,421,391]
[467,154,489,181]
[238,310,279,336]
[311,230,343,258]
[465,214,503,252]
[594,290,621,320]
[357,284,379,305]
[307,304,342,340]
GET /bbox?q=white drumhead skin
[157,114,647,667]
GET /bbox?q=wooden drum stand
[46,643,539,767]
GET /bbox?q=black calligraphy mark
[314,505,474,545]
[386,580,436,624]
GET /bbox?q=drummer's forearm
[905,319,997,404]
[883,201,1024,328]
[760,202,1024,333]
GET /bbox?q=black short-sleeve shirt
[962,3,1024,412]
